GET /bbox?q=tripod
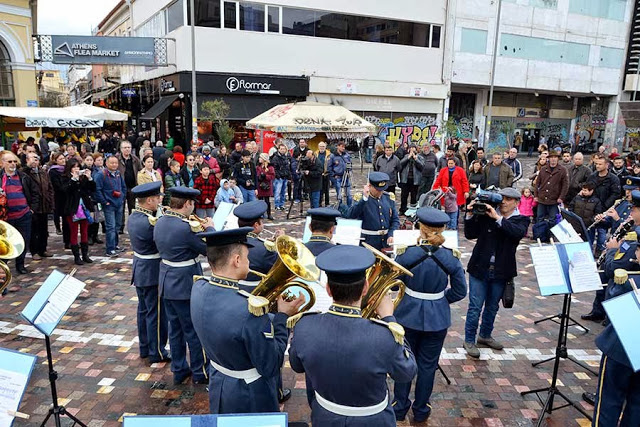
[287,174,308,220]
[534,306,589,334]
[521,294,593,426]
[339,165,354,207]
[41,335,87,427]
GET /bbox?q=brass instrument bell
[361,242,413,319]
[0,220,24,294]
[188,214,208,233]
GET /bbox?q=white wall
[452,0,633,95]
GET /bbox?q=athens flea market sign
[48,36,156,66]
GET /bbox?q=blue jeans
[195,208,215,218]
[536,203,559,223]
[365,147,373,163]
[331,176,352,206]
[240,187,256,203]
[273,178,287,208]
[465,271,506,343]
[446,211,458,230]
[103,204,123,253]
[310,191,320,208]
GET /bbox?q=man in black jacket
[23,152,54,260]
[300,150,322,208]
[587,153,621,254]
[416,143,438,198]
[463,187,529,358]
[270,143,292,211]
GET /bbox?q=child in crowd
[569,181,602,244]
[443,187,459,230]
[214,178,243,207]
[519,187,535,236]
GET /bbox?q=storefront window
[0,41,14,102]
[239,2,265,32]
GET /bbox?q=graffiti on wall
[450,92,476,140]
[574,100,608,146]
[488,119,511,150]
[365,114,440,148]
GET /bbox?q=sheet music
[33,276,86,328]
[213,202,234,231]
[301,216,312,243]
[530,245,570,295]
[603,292,640,371]
[551,220,582,243]
[332,219,362,246]
[565,243,603,293]
[392,230,420,247]
[308,272,332,313]
[0,368,27,427]
[442,230,459,248]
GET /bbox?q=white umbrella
[246,101,376,134]
[64,104,128,121]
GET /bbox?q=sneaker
[293,200,300,204]
[115,246,125,253]
[31,254,42,260]
[463,341,480,358]
[477,336,504,350]
[106,251,119,258]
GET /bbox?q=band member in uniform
[305,207,341,256]
[191,227,305,413]
[591,219,640,425]
[127,182,169,363]
[233,200,279,292]
[346,172,399,251]
[582,176,640,323]
[392,207,467,423]
[154,186,214,385]
[289,245,417,426]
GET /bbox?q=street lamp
[484,0,502,149]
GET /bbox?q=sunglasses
[5,160,17,163]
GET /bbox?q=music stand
[533,209,590,334]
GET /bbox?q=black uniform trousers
[135,286,169,362]
[593,355,640,426]
[30,213,49,255]
[393,328,447,420]
[320,174,330,207]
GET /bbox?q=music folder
[603,290,640,372]
[0,347,36,427]
[123,413,287,426]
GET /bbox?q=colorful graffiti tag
[365,114,440,148]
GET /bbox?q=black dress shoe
[173,371,192,385]
[583,392,596,406]
[94,237,104,244]
[148,355,171,364]
[193,377,208,385]
[278,388,292,403]
[581,312,605,322]
[16,266,29,274]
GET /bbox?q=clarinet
[587,198,624,231]
[597,217,635,267]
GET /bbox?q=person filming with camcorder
[462,187,529,359]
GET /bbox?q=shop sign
[122,88,137,97]
[27,100,38,107]
[176,72,309,97]
[26,118,104,128]
[48,35,156,66]
[517,108,549,118]
[161,79,175,93]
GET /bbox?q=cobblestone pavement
[0,155,602,426]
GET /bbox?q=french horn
[0,220,25,294]
[361,242,413,319]
[250,235,319,313]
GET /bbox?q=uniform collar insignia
[134,207,156,217]
[248,231,258,239]
[165,210,187,219]
[310,235,332,243]
[328,304,361,317]
[208,274,239,289]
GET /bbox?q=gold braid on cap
[418,223,446,247]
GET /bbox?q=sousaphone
[0,220,25,294]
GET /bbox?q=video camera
[345,161,353,172]
[472,189,502,215]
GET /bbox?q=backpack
[532,219,553,243]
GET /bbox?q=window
[267,5,279,33]
[431,25,441,48]
[282,7,314,36]
[136,12,166,37]
[239,2,264,32]
[224,1,237,28]
[166,0,184,33]
[0,42,14,102]
[194,0,220,27]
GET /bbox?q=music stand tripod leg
[437,364,451,385]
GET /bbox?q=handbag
[72,202,86,222]
[81,199,94,224]
[502,279,515,308]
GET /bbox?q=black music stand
[533,209,590,334]
[521,293,593,425]
[437,364,451,385]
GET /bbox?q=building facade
[126,0,450,148]
[0,0,38,108]
[451,0,633,151]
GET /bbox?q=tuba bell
[0,220,24,294]
[188,214,208,233]
[250,235,319,313]
[360,242,413,319]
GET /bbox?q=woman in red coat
[256,153,276,220]
[433,157,470,208]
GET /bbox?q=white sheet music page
[33,276,86,328]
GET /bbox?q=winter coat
[60,175,96,216]
[569,194,603,227]
[270,152,292,180]
[586,172,621,210]
[433,166,470,206]
[519,195,535,217]
[415,152,438,179]
[23,166,54,214]
[481,162,514,189]
[399,154,421,186]
[535,163,569,205]
[375,155,400,186]
[256,165,275,197]
[567,164,592,203]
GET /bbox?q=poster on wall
[363,112,440,149]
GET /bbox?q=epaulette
[353,192,363,202]
[451,248,462,259]
[237,289,270,316]
[384,191,396,201]
[193,275,206,283]
[396,245,407,256]
[624,231,637,242]
[286,311,321,328]
[370,318,405,345]
[148,216,158,226]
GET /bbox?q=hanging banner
[25,118,104,128]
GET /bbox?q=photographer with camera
[232,150,258,203]
[463,187,529,358]
[300,150,323,208]
[328,140,353,206]
[292,139,310,203]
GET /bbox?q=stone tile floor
[0,157,603,426]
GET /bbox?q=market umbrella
[64,104,128,122]
[246,101,376,135]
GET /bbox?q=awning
[91,86,119,103]
[198,95,288,121]
[140,95,180,120]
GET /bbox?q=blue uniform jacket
[191,275,289,413]
[304,235,335,256]
[596,241,639,368]
[602,199,631,231]
[395,245,467,331]
[289,308,417,426]
[127,209,160,288]
[241,234,278,292]
[346,193,399,250]
[154,212,212,300]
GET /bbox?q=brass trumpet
[361,242,413,319]
[188,214,208,233]
[0,220,24,294]
[250,235,320,313]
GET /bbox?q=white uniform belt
[361,229,389,236]
[238,279,261,287]
[162,258,198,267]
[133,252,161,260]
[315,391,388,417]
[210,360,261,384]
[405,288,445,300]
